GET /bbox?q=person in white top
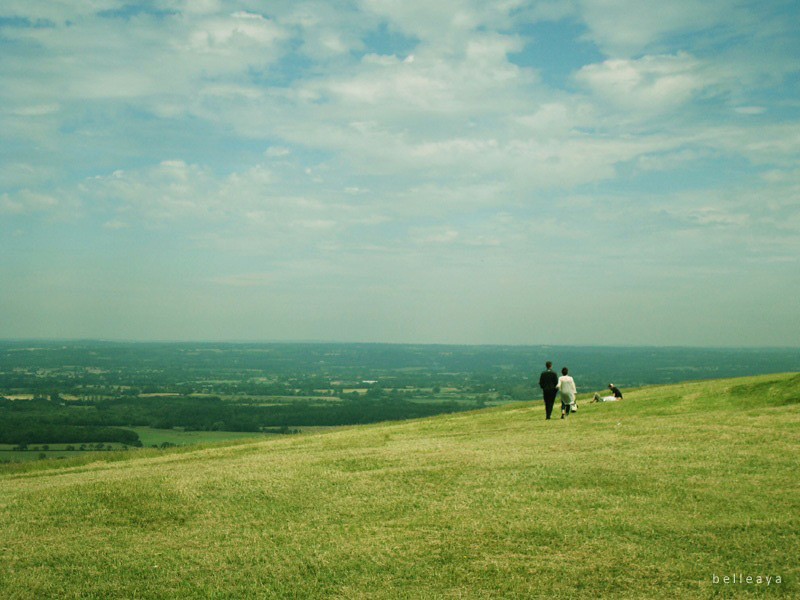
[556,367,577,419]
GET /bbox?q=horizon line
[1,338,799,351]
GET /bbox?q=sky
[1,0,798,346]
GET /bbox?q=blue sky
[1,0,798,345]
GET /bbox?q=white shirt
[557,375,576,396]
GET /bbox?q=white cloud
[165,0,223,17]
[412,226,460,244]
[295,219,337,230]
[358,0,531,45]
[680,207,749,228]
[575,53,701,112]
[188,11,285,51]
[0,7,289,112]
[301,30,529,119]
[734,106,766,115]
[265,146,291,157]
[578,0,741,55]
[0,189,59,214]
[693,124,800,168]
[0,193,21,214]
[102,219,129,230]
[635,149,711,172]
[207,272,275,287]
[10,104,61,117]
[0,163,55,188]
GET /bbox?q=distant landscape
[2,340,799,463]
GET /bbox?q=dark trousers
[543,389,557,419]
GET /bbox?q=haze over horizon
[3,338,800,351]
[2,1,799,347]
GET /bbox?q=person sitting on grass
[591,383,623,403]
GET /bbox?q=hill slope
[2,374,799,599]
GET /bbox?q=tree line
[0,417,141,446]
[0,393,464,444]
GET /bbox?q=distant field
[0,429,292,463]
[0,449,108,462]
[232,395,343,403]
[131,426,278,447]
[1,373,798,598]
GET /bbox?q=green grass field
[0,428,288,464]
[1,373,798,598]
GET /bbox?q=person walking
[556,367,577,419]
[538,361,559,420]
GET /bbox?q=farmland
[2,341,799,462]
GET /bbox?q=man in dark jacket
[538,361,559,420]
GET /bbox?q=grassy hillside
[1,373,798,599]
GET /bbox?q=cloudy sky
[1,0,798,346]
